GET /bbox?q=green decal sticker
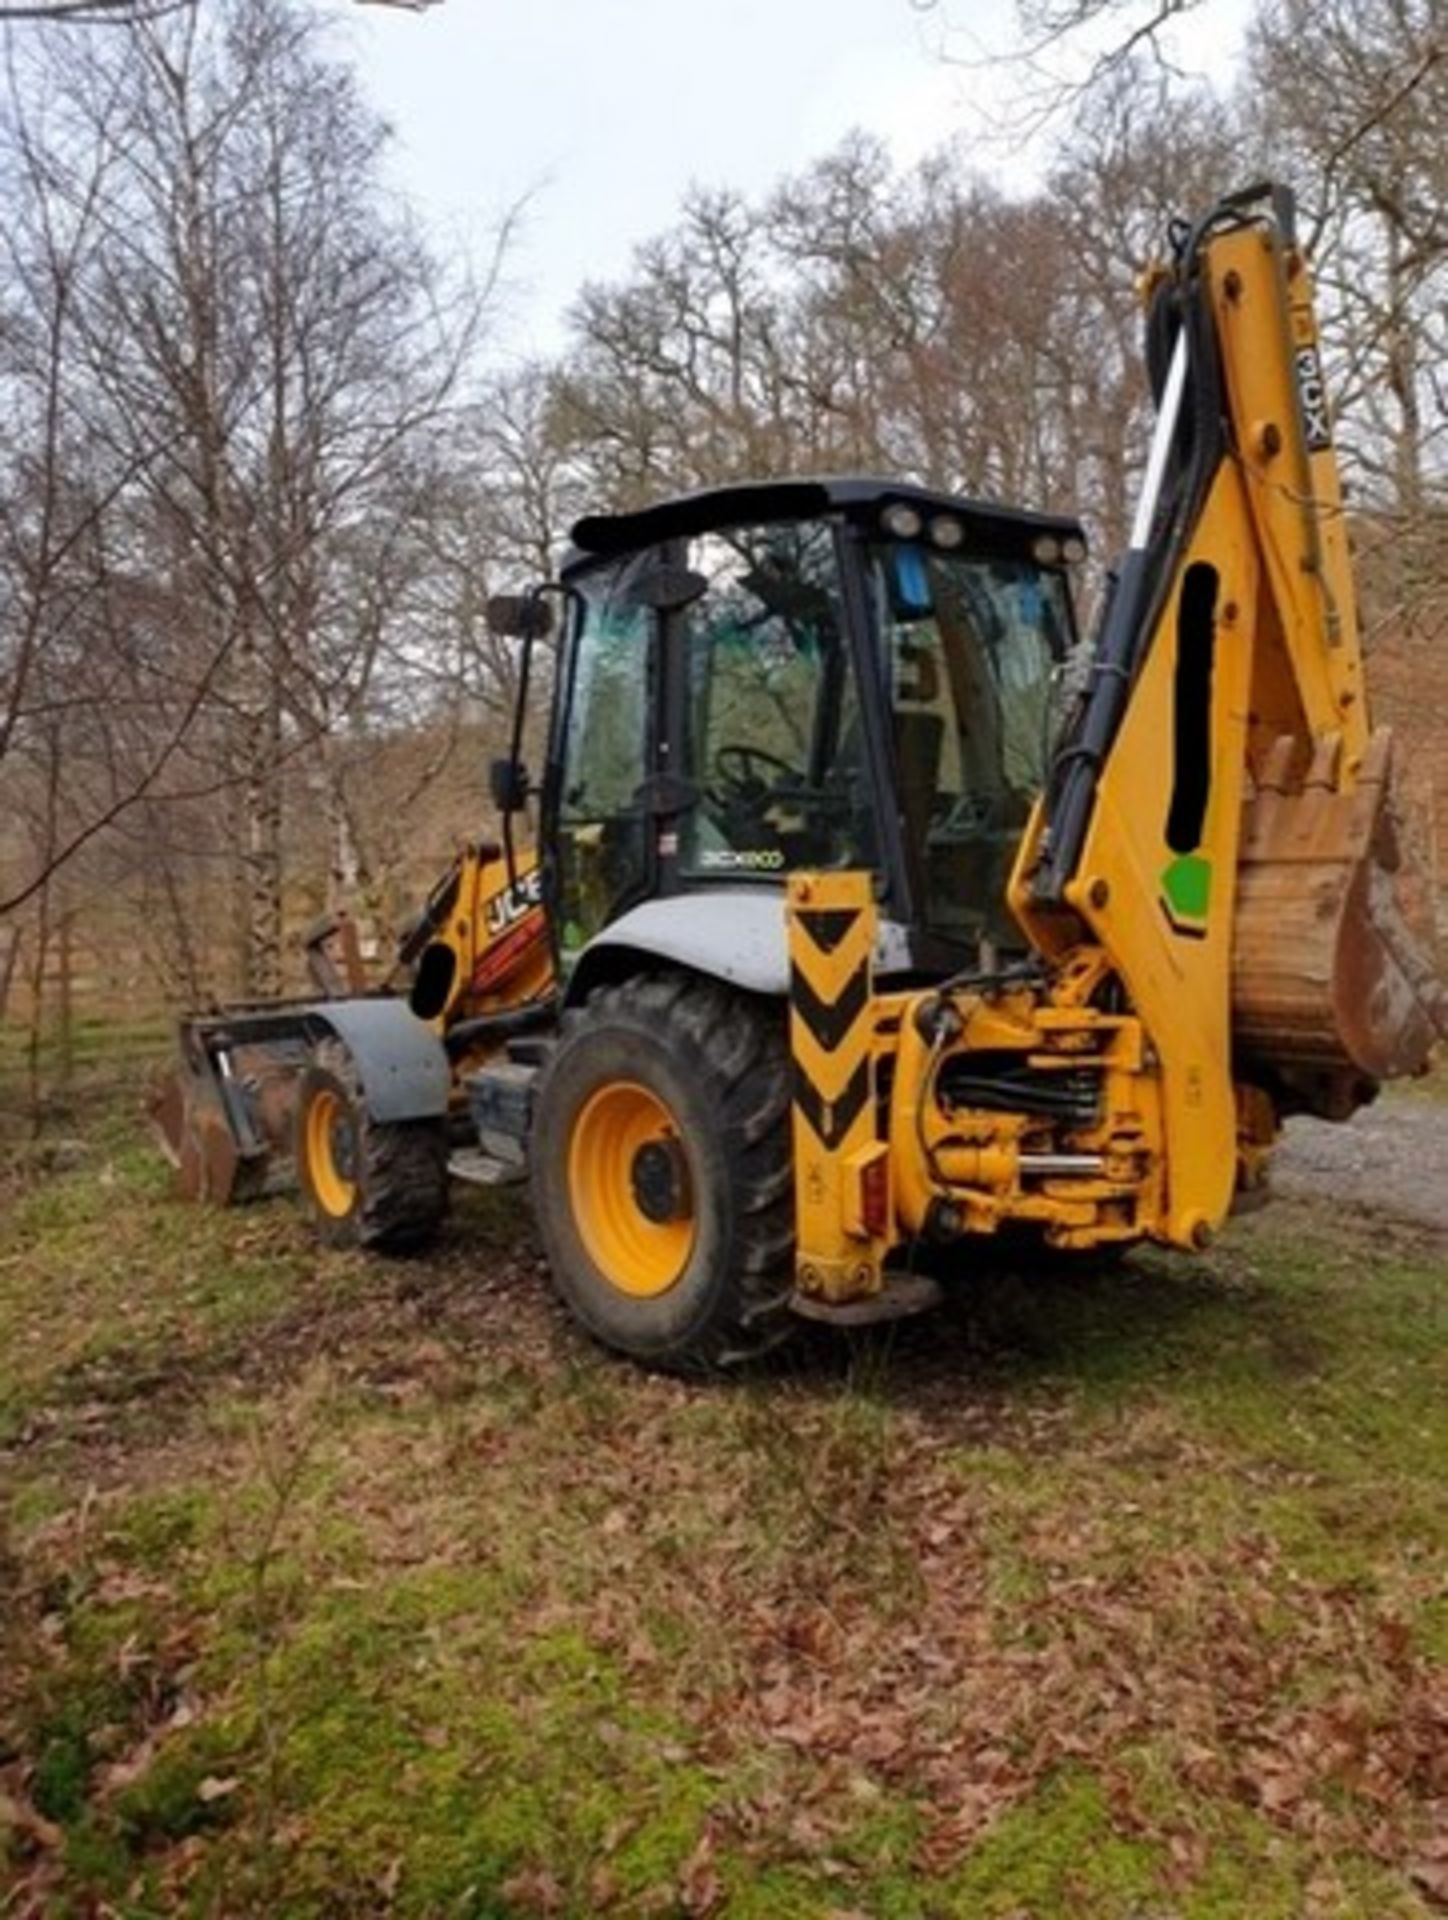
[1161,852,1212,924]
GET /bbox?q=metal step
[447,1149,526,1189]
[788,1270,943,1326]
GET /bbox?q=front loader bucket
[147,1060,253,1204]
[148,1013,314,1204]
[1233,728,1447,1117]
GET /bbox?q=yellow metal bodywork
[786,934,1170,1287]
[1213,226,1367,766]
[884,972,1160,1249]
[407,841,554,1037]
[153,839,556,1212]
[786,195,1441,1297]
[786,876,1165,1288]
[995,207,1427,1251]
[1008,457,1260,1245]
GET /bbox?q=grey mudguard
[568,890,912,1002]
[308,997,451,1123]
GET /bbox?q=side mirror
[486,593,554,640]
[490,756,530,813]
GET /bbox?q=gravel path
[1273,1092,1448,1236]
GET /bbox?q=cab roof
[565,475,1085,568]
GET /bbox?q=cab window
[680,521,877,879]
[871,542,1070,947]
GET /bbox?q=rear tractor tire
[528,971,795,1372]
[295,1037,448,1251]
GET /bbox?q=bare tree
[0,0,489,999]
[912,0,1215,139]
[549,131,1160,534]
[1250,0,1447,519]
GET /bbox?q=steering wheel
[713,743,797,798]
[931,790,1021,837]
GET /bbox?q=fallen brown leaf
[678,1826,723,1917]
[0,1790,63,1851]
[1409,1858,1448,1908]
[499,1866,565,1915]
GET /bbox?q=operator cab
[505,477,1084,972]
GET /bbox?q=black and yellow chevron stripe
[787,871,886,1300]
[787,875,875,1155]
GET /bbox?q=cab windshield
[869,541,1071,947]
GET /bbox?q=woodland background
[0,0,1443,1105]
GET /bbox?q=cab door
[548,553,658,956]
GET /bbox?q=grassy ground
[1,1045,1445,1917]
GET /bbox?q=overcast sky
[320,0,1253,362]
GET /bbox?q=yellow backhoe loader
[155,183,1444,1370]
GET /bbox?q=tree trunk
[1383,216,1423,523]
[236,620,285,1001]
[319,741,386,961]
[26,886,50,1135]
[0,925,21,1026]
[55,908,74,1093]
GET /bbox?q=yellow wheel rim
[305,1087,356,1217]
[567,1081,695,1298]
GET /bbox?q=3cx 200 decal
[696,847,786,871]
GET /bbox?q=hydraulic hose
[1033,330,1190,904]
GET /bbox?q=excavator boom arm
[1010,184,1443,1240]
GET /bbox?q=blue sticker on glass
[892,544,933,619]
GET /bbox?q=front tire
[529,972,794,1371]
[295,1038,449,1251]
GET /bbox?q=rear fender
[308,998,451,1122]
[566,890,911,1006]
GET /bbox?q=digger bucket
[1233,727,1447,1116]
[148,1010,316,1204]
